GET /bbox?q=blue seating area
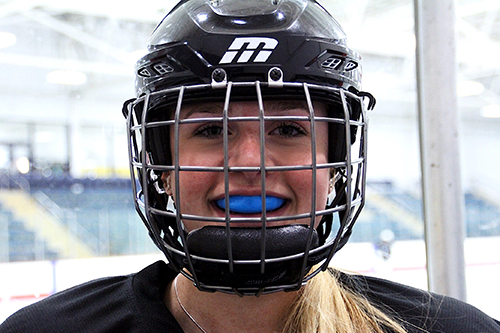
[465,193,500,237]
[27,175,157,257]
[0,174,157,262]
[1,174,499,262]
[352,203,420,243]
[351,182,500,243]
[0,209,58,262]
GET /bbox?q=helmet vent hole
[344,61,358,71]
[320,57,342,71]
[153,63,174,75]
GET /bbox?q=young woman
[1,0,499,332]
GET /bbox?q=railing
[0,173,30,192]
[32,191,104,255]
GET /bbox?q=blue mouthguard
[216,195,285,214]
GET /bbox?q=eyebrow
[183,104,222,119]
[182,100,310,119]
[266,101,309,113]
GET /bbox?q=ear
[329,168,336,178]
[329,168,336,194]
[161,172,173,196]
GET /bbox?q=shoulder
[1,274,133,332]
[332,269,500,333]
[0,261,182,333]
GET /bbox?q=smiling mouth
[215,195,286,214]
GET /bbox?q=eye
[269,122,307,138]
[194,123,224,139]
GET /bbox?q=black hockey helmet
[123,0,375,295]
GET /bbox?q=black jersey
[1,261,499,332]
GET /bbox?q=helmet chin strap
[184,224,330,295]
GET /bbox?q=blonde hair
[281,267,407,333]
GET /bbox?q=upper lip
[211,191,287,201]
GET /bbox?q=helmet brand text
[219,37,278,64]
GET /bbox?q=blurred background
[0,0,499,321]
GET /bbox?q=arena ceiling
[0,0,499,124]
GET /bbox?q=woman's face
[162,100,330,231]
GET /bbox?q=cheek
[172,171,218,201]
[316,123,329,163]
[285,168,330,202]
[314,169,331,227]
[282,168,329,228]
[315,124,330,203]
[316,170,330,202]
[173,146,224,201]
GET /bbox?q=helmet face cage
[124,77,370,295]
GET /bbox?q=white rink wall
[333,237,500,320]
[1,237,499,323]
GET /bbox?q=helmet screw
[212,68,227,83]
[269,67,282,81]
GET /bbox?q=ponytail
[281,268,407,333]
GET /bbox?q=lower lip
[210,202,305,228]
[212,203,288,220]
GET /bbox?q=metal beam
[0,0,173,22]
[414,0,467,300]
[21,10,133,64]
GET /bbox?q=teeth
[216,195,285,214]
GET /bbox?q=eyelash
[193,121,307,139]
[271,122,307,138]
[194,124,224,139]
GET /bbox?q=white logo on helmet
[219,37,278,64]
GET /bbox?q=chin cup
[185,225,330,293]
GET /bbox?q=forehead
[180,100,327,118]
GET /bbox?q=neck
[165,274,299,333]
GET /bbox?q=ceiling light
[457,80,484,97]
[0,31,16,49]
[46,70,87,85]
[480,105,500,118]
[16,157,30,174]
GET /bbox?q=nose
[227,125,268,182]
[228,126,261,166]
